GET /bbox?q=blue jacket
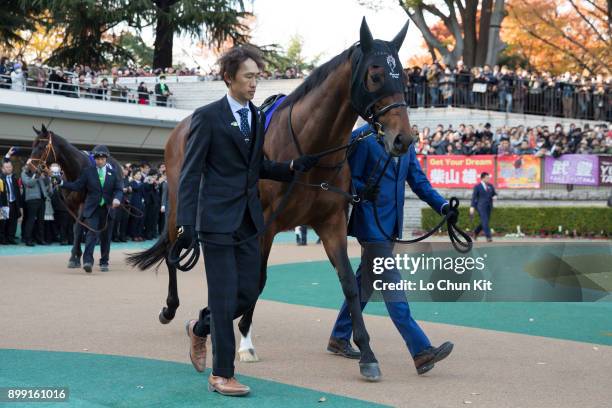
[348,124,447,242]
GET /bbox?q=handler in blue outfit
[58,145,122,273]
[327,123,456,375]
[470,172,497,242]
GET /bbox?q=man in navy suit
[328,123,455,376]
[1,148,22,245]
[58,145,122,273]
[470,172,497,242]
[174,46,318,396]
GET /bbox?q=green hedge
[421,206,612,237]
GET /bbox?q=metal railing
[0,75,176,108]
[404,82,612,122]
[2,73,611,121]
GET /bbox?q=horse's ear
[359,17,374,54]
[41,124,48,134]
[33,126,40,136]
[390,21,409,52]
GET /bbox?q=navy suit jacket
[471,182,496,212]
[177,96,293,233]
[62,165,123,218]
[348,124,447,242]
[129,180,144,209]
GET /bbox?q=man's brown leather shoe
[185,319,207,372]
[414,341,454,375]
[208,375,250,396]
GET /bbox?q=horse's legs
[68,219,83,268]
[313,214,381,381]
[159,257,179,324]
[237,228,275,362]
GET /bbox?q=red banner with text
[426,155,495,188]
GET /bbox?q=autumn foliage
[503,0,610,75]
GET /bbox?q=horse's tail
[126,226,171,271]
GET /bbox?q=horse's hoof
[238,348,260,363]
[359,362,381,382]
[158,308,173,324]
[67,260,80,268]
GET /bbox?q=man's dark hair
[218,45,264,87]
[481,172,489,179]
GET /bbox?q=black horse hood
[350,18,409,121]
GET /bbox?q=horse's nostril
[393,134,404,149]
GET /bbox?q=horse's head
[352,18,413,156]
[30,124,57,173]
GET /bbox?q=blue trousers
[331,241,431,357]
[474,206,492,238]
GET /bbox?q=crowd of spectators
[0,147,168,246]
[0,56,307,106]
[413,122,611,157]
[0,57,177,106]
[1,55,610,120]
[403,61,612,121]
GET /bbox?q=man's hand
[360,182,380,202]
[112,198,121,209]
[5,146,16,158]
[291,155,319,172]
[176,225,195,252]
[160,205,165,213]
[441,202,459,224]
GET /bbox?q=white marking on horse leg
[239,327,254,352]
[238,327,260,363]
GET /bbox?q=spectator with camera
[21,158,51,246]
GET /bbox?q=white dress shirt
[226,94,252,129]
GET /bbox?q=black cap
[92,145,110,158]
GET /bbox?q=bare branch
[568,0,608,44]
[518,0,608,69]
[421,3,451,25]
[583,0,607,15]
[401,2,452,61]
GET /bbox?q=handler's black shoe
[100,265,109,272]
[83,263,93,273]
[414,341,454,375]
[327,336,361,359]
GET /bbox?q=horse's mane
[278,44,358,110]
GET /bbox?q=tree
[117,31,154,67]
[399,0,507,67]
[0,18,65,61]
[29,0,144,69]
[144,0,251,69]
[360,0,506,67]
[503,0,610,75]
[0,1,43,48]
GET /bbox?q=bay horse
[127,18,414,380]
[29,124,124,265]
